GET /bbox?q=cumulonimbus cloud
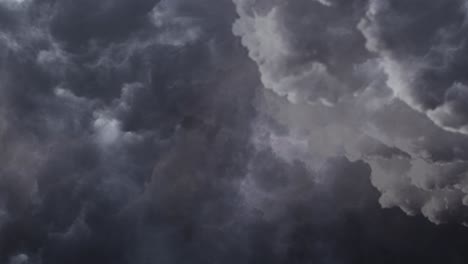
[3,0,468,263]
[233,0,468,225]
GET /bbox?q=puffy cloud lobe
[357,0,468,224]
[359,0,468,134]
[233,0,370,105]
[233,0,468,226]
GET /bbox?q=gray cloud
[233,0,369,105]
[359,0,468,134]
[3,0,468,263]
[234,0,468,226]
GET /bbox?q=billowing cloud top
[234,0,468,225]
[2,0,468,263]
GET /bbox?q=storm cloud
[234,0,468,226]
[3,0,468,263]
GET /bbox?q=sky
[2,0,468,263]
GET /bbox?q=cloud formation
[234,0,468,226]
[3,0,468,263]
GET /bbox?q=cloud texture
[233,0,468,226]
[3,0,468,263]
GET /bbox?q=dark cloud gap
[0,5,19,31]
[46,0,161,51]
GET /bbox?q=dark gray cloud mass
[3,0,468,263]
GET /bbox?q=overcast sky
[2,0,468,263]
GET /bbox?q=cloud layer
[2,0,468,263]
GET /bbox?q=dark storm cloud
[0,0,259,263]
[0,2,20,31]
[45,0,161,50]
[4,0,468,264]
